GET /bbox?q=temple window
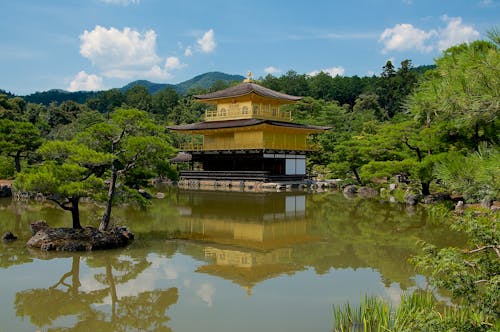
[253,105,259,115]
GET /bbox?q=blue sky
[1,0,498,95]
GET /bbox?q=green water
[0,188,461,331]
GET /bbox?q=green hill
[121,72,245,95]
[174,72,245,94]
[119,80,175,94]
[21,71,245,106]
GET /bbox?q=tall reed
[332,291,490,331]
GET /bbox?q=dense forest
[1,42,498,205]
[0,35,499,329]
[1,41,498,203]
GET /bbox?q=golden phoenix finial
[243,71,253,82]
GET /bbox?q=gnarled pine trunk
[70,196,82,229]
[99,165,117,231]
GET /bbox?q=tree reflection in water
[14,254,178,331]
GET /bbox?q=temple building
[168,74,329,186]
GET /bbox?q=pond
[0,188,462,331]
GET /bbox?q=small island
[26,221,134,251]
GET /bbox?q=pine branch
[465,245,500,259]
[47,197,72,211]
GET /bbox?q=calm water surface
[0,189,461,331]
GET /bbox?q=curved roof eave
[167,119,331,132]
[194,82,302,103]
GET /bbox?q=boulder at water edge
[27,221,134,251]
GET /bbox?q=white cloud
[402,0,413,4]
[197,283,215,307]
[182,29,216,56]
[165,56,186,70]
[197,29,216,53]
[163,264,180,280]
[379,16,479,54]
[384,284,404,306]
[437,16,480,51]
[308,66,345,77]
[67,71,104,91]
[379,24,435,53]
[264,66,281,75]
[79,25,165,79]
[99,0,140,5]
[145,65,173,80]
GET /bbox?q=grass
[333,295,393,332]
[332,291,494,332]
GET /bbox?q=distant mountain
[120,80,175,94]
[121,72,245,95]
[20,72,245,106]
[174,72,246,94]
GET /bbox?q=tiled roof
[167,119,331,131]
[194,82,302,101]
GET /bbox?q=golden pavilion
[169,73,329,185]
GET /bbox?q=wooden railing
[180,142,204,151]
[205,108,291,122]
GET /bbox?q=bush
[0,155,15,178]
[434,145,499,203]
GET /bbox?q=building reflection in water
[173,190,317,295]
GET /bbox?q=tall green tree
[0,119,42,172]
[409,40,499,151]
[77,108,175,231]
[124,86,152,112]
[152,87,179,116]
[14,141,113,228]
[168,96,206,125]
[359,119,446,195]
[377,60,418,118]
[86,88,125,115]
[308,71,335,101]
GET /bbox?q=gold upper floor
[205,102,292,122]
[195,81,300,122]
[205,100,292,122]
